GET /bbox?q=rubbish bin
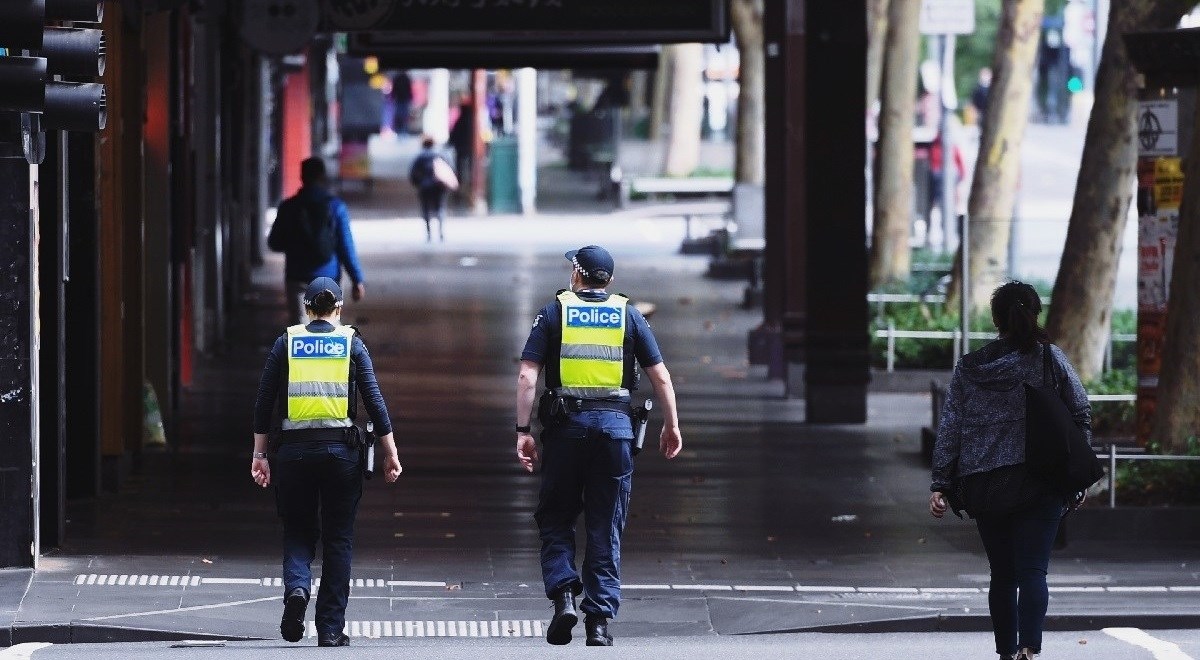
[488,136,520,214]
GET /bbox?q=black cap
[565,245,615,284]
[303,277,344,306]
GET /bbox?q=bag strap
[1043,342,1058,390]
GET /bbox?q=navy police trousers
[274,441,363,637]
[535,410,634,619]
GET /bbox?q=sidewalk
[3,171,1196,646]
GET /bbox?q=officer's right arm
[515,359,541,472]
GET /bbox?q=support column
[0,115,37,568]
[803,1,869,422]
[757,0,868,421]
[517,68,538,215]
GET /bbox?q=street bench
[620,176,735,208]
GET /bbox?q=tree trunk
[664,43,705,177]
[868,0,921,288]
[1046,0,1197,383]
[867,0,890,110]
[649,53,671,142]
[732,0,765,186]
[947,0,1044,310]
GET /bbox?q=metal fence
[875,322,1136,373]
[1102,446,1200,508]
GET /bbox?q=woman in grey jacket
[929,281,1091,660]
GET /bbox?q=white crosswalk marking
[1104,628,1194,660]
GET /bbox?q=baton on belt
[363,421,377,480]
[632,399,654,456]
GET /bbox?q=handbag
[1024,344,1104,496]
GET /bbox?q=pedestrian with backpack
[929,281,1094,660]
[268,158,368,325]
[409,136,457,242]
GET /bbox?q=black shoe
[545,589,578,645]
[280,587,308,643]
[317,632,350,647]
[585,615,612,646]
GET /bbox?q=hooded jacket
[931,339,1091,492]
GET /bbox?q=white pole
[424,69,451,145]
[517,68,538,215]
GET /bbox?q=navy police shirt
[520,289,663,393]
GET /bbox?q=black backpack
[1024,344,1105,496]
[270,196,337,264]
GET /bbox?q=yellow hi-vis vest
[557,291,628,399]
[283,324,355,430]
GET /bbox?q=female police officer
[250,276,402,647]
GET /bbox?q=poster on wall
[1136,155,1182,445]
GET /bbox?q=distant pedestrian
[391,71,414,136]
[971,67,993,132]
[515,245,683,647]
[268,158,367,325]
[930,281,1091,660]
[409,136,458,242]
[448,94,476,196]
[250,277,402,647]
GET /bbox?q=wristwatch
[252,452,268,459]
[515,424,531,433]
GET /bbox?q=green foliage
[953,0,1002,104]
[1115,437,1200,506]
[1086,369,1135,437]
[869,302,994,370]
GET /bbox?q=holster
[537,390,567,428]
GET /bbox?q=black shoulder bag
[1024,344,1104,497]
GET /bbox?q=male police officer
[515,245,683,647]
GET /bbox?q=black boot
[317,632,350,647]
[279,587,308,643]
[585,615,613,646]
[545,589,578,645]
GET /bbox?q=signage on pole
[919,0,976,35]
[1138,100,1179,157]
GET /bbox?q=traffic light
[0,0,106,132]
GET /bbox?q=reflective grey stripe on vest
[555,386,631,399]
[560,343,624,362]
[287,382,350,398]
[281,417,354,431]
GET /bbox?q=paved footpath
[3,180,1198,646]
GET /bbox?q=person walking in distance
[515,245,683,647]
[250,277,402,647]
[930,281,1091,660]
[268,157,368,325]
[409,136,458,242]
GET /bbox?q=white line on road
[1104,628,1195,660]
[0,643,52,660]
[83,597,277,621]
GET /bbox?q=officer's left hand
[517,433,539,472]
[660,425,682,459]
[251,457,271,488]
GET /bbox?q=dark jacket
[267,186,366,285]
[931,340,1090,492]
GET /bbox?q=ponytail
[990,281,1048,353]
[306,290,339,317]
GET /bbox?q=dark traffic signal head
[0,0,106,133]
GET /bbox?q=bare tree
[869,0,921,288]
[732,0,765,186]
[947,0,1045,310]
[1045,0,1196,383]
[664,43,705,177]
